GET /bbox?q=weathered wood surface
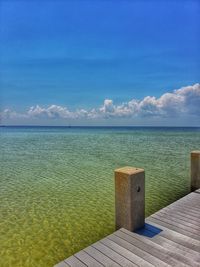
[115,167,145,231]
[191,151,200,191]
[196,188,200,194]
[55,190,200,267]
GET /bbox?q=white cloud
[100,99,115,113]
[0,108,28,120]
[27,105,73,119]
[1,83,200,123]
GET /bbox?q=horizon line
[1,125,200,128]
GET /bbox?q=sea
[1,126,200,267]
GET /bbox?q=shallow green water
[1,126,200,267]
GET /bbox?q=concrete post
[191,151,200,191]
[115,166,145,232]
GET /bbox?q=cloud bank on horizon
[1,83,200,126]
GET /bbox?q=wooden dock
[55,151,200,267]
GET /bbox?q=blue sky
[0,0,200,125]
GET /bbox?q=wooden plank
[182,193,200,202]
[152,193,200,216]
[107,233,168,266]
[175,201,200,213]
[120,228,196,267]
[148,216,200,241]
[179,201,200,210]
[173,202,200,215]
[74,250,103,267]
[168,202,200,215]
[105,235,156,267]
[167,192,200,207]
[182,192,200,200]
[195,189,200,193]
[92,240,137,267]
[154,210,200,230]
[84,246,121,267]
[116,229,188,266]
[177,199,200,210]
[173,195,200,206]
[160,205,200,221]
[178,192,200,205]
[55,191,200,267]
[172,192,200,203]
[64,256,87,267]
[54,261,69,267]
[151,213,200,237]
[157,208,200,226]
[171,193,200,206]
[144,230,200,265]
[145,219,200,252]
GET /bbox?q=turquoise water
[1,126,200,267]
